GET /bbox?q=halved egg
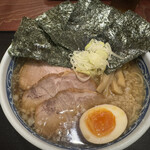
[79,104,128,144]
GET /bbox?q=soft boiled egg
[79,104,128,144]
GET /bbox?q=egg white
[79,104,128,144]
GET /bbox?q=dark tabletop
[0,32,150,150]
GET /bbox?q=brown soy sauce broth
[11,58,145,148]
[46,111,101,149]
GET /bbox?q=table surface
[0,0,150,150]
[0,0,150,31]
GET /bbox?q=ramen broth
[11,59,145,147]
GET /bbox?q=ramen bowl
[0,48,150,150]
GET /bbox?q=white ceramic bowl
[0,48,150,150]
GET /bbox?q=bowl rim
[0,48,150,150]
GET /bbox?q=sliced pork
[21,71,97,112]
[19,60,71,90]
[34,89,108,139]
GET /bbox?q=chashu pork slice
[21,71,97,112]
[19,60,71,90]
[34,89,108,139]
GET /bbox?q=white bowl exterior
[0,49,150,150]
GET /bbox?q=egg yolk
[85,108,116,137]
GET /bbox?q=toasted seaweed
[36,1,76,50]
[9,0,150,73]
[99,10,150,73]
[8,17,71,67]
[65,0,150,73]
[36,1,89,51]
[36,1,74,33]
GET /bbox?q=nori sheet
[8,17,71,68]
[36,1,89,51]
[65,0,150,73]
[8,0,150,73]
